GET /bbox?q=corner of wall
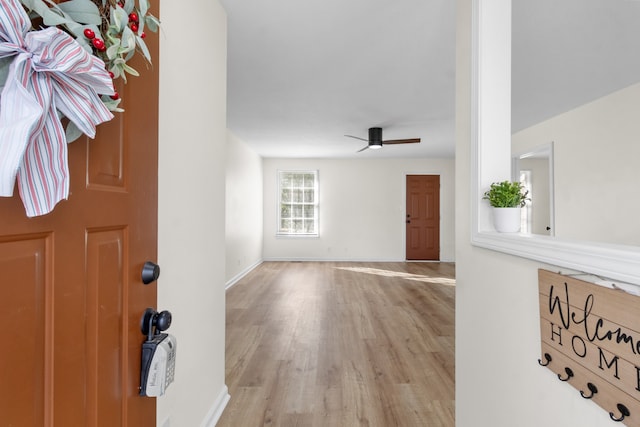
[225,259,263,289]
[199,386,231,427]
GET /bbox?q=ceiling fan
[345,127,421,152]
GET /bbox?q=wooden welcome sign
[539,269,640,425]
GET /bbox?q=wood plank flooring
[217,261,455,427]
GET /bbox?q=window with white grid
[277,171,318,236]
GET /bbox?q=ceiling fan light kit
[346,127,421,152]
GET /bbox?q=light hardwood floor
[217,261,455,427]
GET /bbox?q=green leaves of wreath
[0,0,160,141]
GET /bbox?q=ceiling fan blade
[357,145,370,152]
[345,134,369,142]
[382,138,421,145]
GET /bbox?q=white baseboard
[261,257,406,262]
[225,260,263,290]
[200,385,230,427]
[261,257,456,263]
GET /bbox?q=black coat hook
[538,353,552,367]
[558,367,574,381]
[610,403,630,422]
[580,382,598,399]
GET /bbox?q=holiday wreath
[0,0,160,217]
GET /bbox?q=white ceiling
[220,0,640,159]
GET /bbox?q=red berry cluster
[83,28,106,52]
[128,12,146,38]
[83,28,119,100]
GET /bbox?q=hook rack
[538,270,640,425]
[538,353,633,424]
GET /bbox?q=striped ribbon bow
[0,0,115,217]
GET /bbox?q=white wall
[263,157,455,262]
[512,82,640,246]
[157,1,228,426]
[225,131,263,285]
[456,1,621,426]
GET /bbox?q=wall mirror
[470,0,640,286]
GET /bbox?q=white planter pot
[492,207,521,233]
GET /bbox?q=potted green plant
[482,181,529,232]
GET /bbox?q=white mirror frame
[470,0,640,286]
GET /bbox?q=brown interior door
[0,19,159,427]
[406,175,440,260]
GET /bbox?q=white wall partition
[158,1,229,426]
[263,157,455,262]
[456,0,632,426]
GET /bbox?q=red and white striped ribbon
[0,0,115,217]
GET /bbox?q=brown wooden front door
[0,28,159,427]
[406,175,440,260]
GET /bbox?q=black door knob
[141,261,160,284]
[140,308,173,338]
